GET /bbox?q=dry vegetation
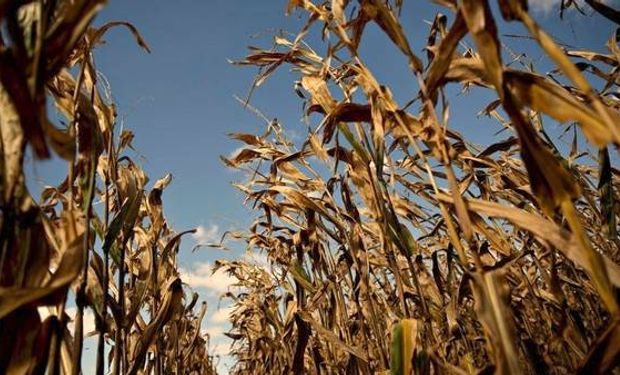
[3,0,620,374]
[0,1,216,374]
[219,0,620,374]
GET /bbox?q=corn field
[1,0,620,375]
[0,1,216,374]
[220,0,620,374]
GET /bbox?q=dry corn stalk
[222,1,620,374]
[0,2,217,374]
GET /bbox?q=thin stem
[71,154,97,375]
[96,137,112,375]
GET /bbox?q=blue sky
[28,1,616,374]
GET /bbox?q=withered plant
[0,1,216,374]
[221,1,620,374]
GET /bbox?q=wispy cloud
[202,306,234,365]
[203,324,226,338]
[193,224,220,245]
[210,342,233,357]
[211,305,234,324]
[180,261,237,296]
[241,251,270,270]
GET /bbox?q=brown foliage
[0,2,216,374]
[222,1,620,374]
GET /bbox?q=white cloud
[202,325,232,357]
[193,224,221,245]
[203,325,225,338]
[200,308,234,368]
[241,251,270,270]
[180,261,237,296]
[211,305,234,324]
[210,342,233,356]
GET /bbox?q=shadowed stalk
[113,233,128,375]
[96,129,113,375]
[72,155,98,375]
